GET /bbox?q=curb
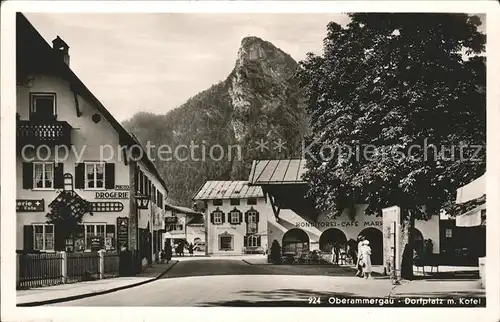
[17,261,179,307]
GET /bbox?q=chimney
[52,36,70,66]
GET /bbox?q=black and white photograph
[1,1,499,321]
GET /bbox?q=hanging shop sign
[16,199,44,212]
[117,217,129,250]
[115,185,130,191]
[95,191,129,200]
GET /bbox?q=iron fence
[18,253,63,289]
[66,252,100,283]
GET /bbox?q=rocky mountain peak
[123,37,307,206]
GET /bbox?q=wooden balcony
[17,120,72,147]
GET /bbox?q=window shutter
[257,236,261,247]
[210,212,214,224]
[105,163,115,189]
[54,224,65,251]
[106,225,116,250]
[244,236,248,247]
[136,167,141,193]
[245,212,249,223]
[54,163,64,189]
[137,170,142,193]
[255,211,260,223]
[221,212,225,224]
[75,163,85,189]
[239,212,243,224]
[22,162,34,189]
[23,225,33,252]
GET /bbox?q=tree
[270,239,282,264]
[298,13,485,279]
[46,192,93,251]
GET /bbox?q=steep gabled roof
[193,181,263,200]
[248,159,307,185]
[17,13,168,193]
[164,203,202,216]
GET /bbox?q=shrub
[270,239,282,264]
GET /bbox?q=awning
[456,204,486,227]
[456,174,485,204]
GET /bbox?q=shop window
[85,224,106,250]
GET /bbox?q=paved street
[47,258,483,306]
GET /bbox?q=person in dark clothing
[165,246,172,264]
[188,243,194,256]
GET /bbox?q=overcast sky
[26,13,350,122]
[25,13,485,122]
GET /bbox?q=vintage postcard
[1,1,499,322]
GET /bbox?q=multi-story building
[15,14,168,268]
[163,203,204,250]
[193,181,270,255]
[248,159,441,265]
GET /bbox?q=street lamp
[135,192,149,209]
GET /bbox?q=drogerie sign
[95,191,129,199]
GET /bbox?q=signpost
[16,199,44,212]
[117,217,129,251]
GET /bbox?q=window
[30,93,56,121]
[33,162,54,189]
[213,212,223,224]
[219,232,233,251]
[247,209,258,234]
[230,199,240,206]
[213,199,223,206]
[85,224,106,250]
[33,224,54,251]
[247,235,261,248]
[247,198,257,205]
[168,224,184,232]
[229,208,241,224]
[445,229,452,238]
[85,162,105,189]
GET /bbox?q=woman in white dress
[360,240,373,279]
[355,236,364,277]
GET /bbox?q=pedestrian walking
[360,240,373,279]
[355,235,365,277]
[330,245,336,264]
[188,243,194,256]
[165,246,172,264]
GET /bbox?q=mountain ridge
[123,35,308,206]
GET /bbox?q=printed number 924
[308,297,321,304]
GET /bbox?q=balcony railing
[17,120,72,147]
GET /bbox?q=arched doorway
[282,228,309,255]
[410,227,424,256]
[358,228,383,265]
[319,228,347,252]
